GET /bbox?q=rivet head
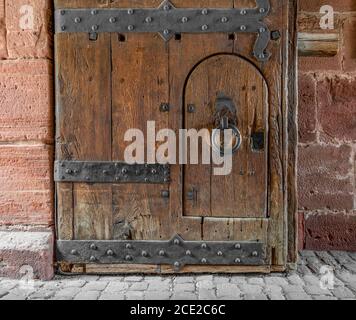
[163,29,170,36]
[61,26,66,31]
[181,17,188,23]
[141,250,148,257]
[201,258,207,264]
[260,8,266,13]
[159,250,165,256]
[240,9,247,15]
[115,176,120,181]
[109,17,116,23]
[127,9,134,15]
[240,25,247,31]
[201,24,208,31]
[103,170,108,174]
[145,178,149,182]
[201,243,207,249]
[125,255,132,261]
[91,25,98,31]
[126,244,132,249]
[235,258,241,263]
[259,27,266,33]
[217,251,223,256]
[174,261,180,268]
[235,243,241,249]
[252,251,258,257]
[122,168,128,174]
[86,176,90,181]
[174,239,180,245]
[74,17,81,23]
[128,25,134,31]
[90,243,97,250]
[60,10,65,15]
[221,17,228,23]
[145,17,152,23]
[89,256,96,262]
[202,9,208,15]
[186,250,192,256]
[163,4,171,11]
[65,169,72,174]
[91,10,98,15]
[259,53,265,59]
[106,249,114,256]
[70,249,78,255]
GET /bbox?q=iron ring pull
[212,116,242,156]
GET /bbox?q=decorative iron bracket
[55,0,271,61]
[57,235,266,271]
[54,161,170,184]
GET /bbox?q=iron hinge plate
[55,0,271,61]
[54,160,170,184]
[57,235,266,271]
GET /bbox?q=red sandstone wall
[298,0,356,251]
[0,0,53,228]
[0,1,355,251]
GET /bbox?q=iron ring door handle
[212,117,242,156]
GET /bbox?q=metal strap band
[54,161,170,184]
[57,235,266,270]
[55,0,271,61]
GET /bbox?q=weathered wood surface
[55,0,298,272]
[298,33,339,57]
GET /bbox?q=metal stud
[159,250,165,256]
[202,9,208,15]
[115,176,120,181]
[70,249,78,255]
[89,256,96,262]
[103,170,108,174]
[235,243,241,249]
[260,8,266,13]
[252,251,258,257]
[152,169,157,175]
[126,244,132,249]
[145,17,153,23]
[122,168,128,174]
[174,239,180,245]
[61,26,66,31]
[109,17,116,23]
[181,17,188,23]
[125,255,132,261]
[240,25,247,31]
[128,25,134,31]
[201,258,207,264]
[92,25,98,32]
[145,178,149,182]
[65,169,72,174]
[235,258,241,263]
[201,243,207,249]
[174,261,180,268]
[201,25,208,31]
[74,17,81,24]
[163,4,171,11]
[217,251,223,256]
[221,17,228,23]
[259,27,266,33]
[259,53,265,59]
[142,250,148,257]
[90,243,97,250]
[240,9,247,15]
[163,29,170,36]
[127,9,134,15]
[60,10,65,15]
[106,249,114,256]
[186,250,192,256]
[91,10,98,15]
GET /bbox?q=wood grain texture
[298,33,339,57]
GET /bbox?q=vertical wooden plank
[55,0,112,241]
[110,0,172,240]
[56,183,73,240]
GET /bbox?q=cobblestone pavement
[0,251,355,300]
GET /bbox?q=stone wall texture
[0,0,355,278]
[298,0,356,251]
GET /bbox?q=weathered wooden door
[55,0,298,274]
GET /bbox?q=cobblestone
[0,251,355,300]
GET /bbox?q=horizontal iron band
[54,0,271,61]
[54,160,170,184]
[57,235,266,270]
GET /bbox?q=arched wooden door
[183,54,269,218]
